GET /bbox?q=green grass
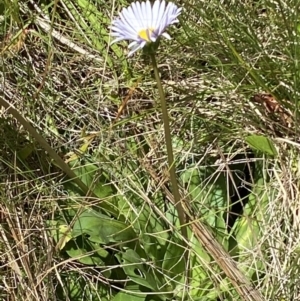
[1,0,300,300]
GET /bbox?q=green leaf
[162,236,186,286]
[214,211,229,249]
[232,159,272,279]
[65,236,107,266]
[131,194,169,261]
[116,249,160,292]
[184,229,212,299]
[112,284,145,301]
[72,209,137,245]
[71,161,114,199]
[180,165,229,248]
[181,166,228,218]
[65,159,120,217]
[245,135,278,156]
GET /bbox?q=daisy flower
[110,0,182,56]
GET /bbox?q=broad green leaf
[112,284,145,301]
[72,209,136,244]
[65,159,120,217]
[117,185,169,266]
[65,237,107,266]
[116,249,160,292]
[162,236,186,286]
[117,196,132,218]
[211,212,229,250]
[233,159,272,279]
[188,274,216,300]
[72,162,114,199]
[180,166,228,219]
[234,218,260,261]
[165,201,181,229]
[184,229,212,299]
[234,200,261,250]
[180,165,229,248]
[139,232,166,264]
[245,135,278,156]
[132,194,169,261]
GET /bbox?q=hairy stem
[150,53,188,245]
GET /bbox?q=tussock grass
[1,0,300,300]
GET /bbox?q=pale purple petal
[140,2,147,27]
[156,2,180,35]
[152,0,160,28]
[128,41,138,48]
[111,36,127,45]
[119,10,138,34]
[133,2,144,29]
[127,4,140,29]
[153,0,166,30]
[128,41,146,56]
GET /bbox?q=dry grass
[1,0,300,300]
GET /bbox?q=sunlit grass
[1,0,300,300]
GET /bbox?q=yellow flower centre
[138,28,154,42]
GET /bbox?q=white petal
[150,35,156,42]
[119,10,138,34]
[146,0,152,28]
[154,0,166,30]
[162,32,171,39]
[157,2,174,35]
[110,25,131,34]
[126,4,140,30]
[151,0,160,28]
[110,36,126,45]
[133,2,144,29]
[141,2,148,28]
[141,1,147,28]
[128,40,138,48]
[128,41,145,57]
[129,40,146,50]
